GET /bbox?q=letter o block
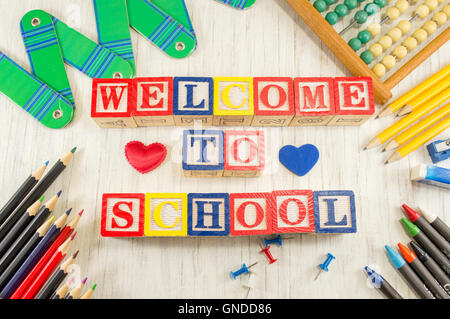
[272,190,315,233]
[101,193,145,237]
[145,193,187,236]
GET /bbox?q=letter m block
[91,79,137,128]
[100,193,145,237]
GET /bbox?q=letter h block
[188,193,230,236]
[313,191,357,233]
[145,193,188,236]
[91,78,137,128]
[290,77,335,126]
[100,193,145,237]
[224,130,265,177]
[132,77,174,127]
[251,77,295,126]
[173,77,214,126]
[272,190,315,233]
[182,130,224,177]
[327,77,375,126]
[213,77,254,126]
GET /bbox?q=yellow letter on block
[145,193,188,237]
[213,77,254,126]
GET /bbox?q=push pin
[260,245,277,264]
[314,253,335,281]
[230,262,258,280]
[263,234,294,247]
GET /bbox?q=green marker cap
[401,218,420,237]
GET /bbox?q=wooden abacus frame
[285,0,450,104]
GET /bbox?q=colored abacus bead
[379,35,393,49]
[369,43,383,57]
[395,0,409,13]
[413,28,428,43]
[260,245,278,264]
[358,30,372,43]
[393,45,408,59]
[423,20,437,34]
[360,50,374,64]
[335,4,350,17]
[372,63,386,77]
[314,0,328,12]
[373,0,387,8]
[403,36,418,50]
[264,234,283,247]
[367,23,381,37]
[364,2,380,15]
[381,54,396,69]
[326,11,340,25]
[348,38,362,51]
[325,0,336,5]
[344,0,358,9]
[355,10,369,23]
[397,20,411,34]
[433,12,447,25]
[230,262,257,279]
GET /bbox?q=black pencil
[0,216,54,290]
[0,162,48,226]
[50,277,72,299]
[0,148,76,242]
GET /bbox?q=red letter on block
[101,193,145,237]
[139,83,165,109]
[230,193,273,236]
[272,190,314,233]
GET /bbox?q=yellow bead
[388,27,403,42]
[393,45,408,59]
[433,12,447,25]
[438,0,445,3]
[367,23,381,37]
[379,35,393,49]
[403,36,418,50]
[382,55,396,70]
[424,0,438,11]
[423,20,437,34]
[413,29,428,43]
[443,5,450,18]
[415,5,430,18]
[397,20,411,34]
[370,43,384,57]
[395,0,409,13]
[372,64,386,77]
[386,7,400,20]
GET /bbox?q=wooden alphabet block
[327,77,375,126]
[313,190,356,233]
[91,78,137,128]
[182,130,224,177]
[224,130,264,177]
[251,77,295,126]
[213,77,254,126]
[144,193,187,236]
[272,190,315,233]
[230,193,273,236]
[290,77,335,126]
[188,193,230,236]
[132,77,174,126]
[173,77,214,126]
[101,193,145,237]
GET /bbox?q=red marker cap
[398,242,416,263]
[401,204,421,222]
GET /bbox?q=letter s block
[145,193,187,237]
[313,190,357,233]
[230,193,273,236]
[272,190,315,233]
[101,193,145,237]
[91,78,137,128]
[327,77,375,126]
[132,77,174,127]
[188,193,230,236]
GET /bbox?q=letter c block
[145,193,188,236]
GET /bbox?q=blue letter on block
[188,193,230,236]
[183,130,224,171]
[313,191,356,233]
[174,77,214,115]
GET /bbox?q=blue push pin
[264,234,283,247]
[230,262,258,280]
[314,253,335,281]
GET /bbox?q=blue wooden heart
[279,144,319,176]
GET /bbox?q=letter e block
[91,79,137,128]
[251,77,294,126]
[230,193,274,236]
[224,130,264,177]
[327,77,375,126]
[145,193,187,236]
[132,77,174,126]
[272,190,315,233]
[313,190,357,233]
[101,193,145,237]
[290,77,335,126]
[173,77,213,126]
[188,193,230,236]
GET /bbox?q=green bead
[324,0,336,5]
[357,0,366,3]
[373,0,387,8]
[335,4,349,17]
[313,0,327,12]
[358,30,372,43]
[348,38,362,51]
[344,0,358,9]
[354,10,368,24]
[325,12,339,25]
[364,3,379,15]
[360,51,374,64]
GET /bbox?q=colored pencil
[364,266,403,299]
[80,284,96,299]
[366,88,450,149]
[64,277,87,299]
[0,148,76,242]
[418,206,450,243]
[0,162,48,226]
[13,232,76,299]
[0,216,54,290]
[383,104,450,151]
[51,277,72,299]
[35,250,78,299]
[377,64,450,118]
[385,116,450,163]
[0,210,69,298]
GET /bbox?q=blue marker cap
[385,245,405,269]
[364,266,384,288]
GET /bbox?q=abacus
[285,0,449,103]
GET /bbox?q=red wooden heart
[124,141,167,174]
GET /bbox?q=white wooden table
[0,0,448,299]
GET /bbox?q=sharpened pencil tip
[65,208,72,215]
[82,277,88,284]
[78,209,85,216]
[39,195,45,202]
[57,190,62,197]
[73,250,79,259]
[374,115,379,119]
[71,232,77,240]
[45,160,49,166]
[70,147,77,153]
[382,148,386,152]
[363,147,367,151]
[384,161,389,165]
[92,284,97,291]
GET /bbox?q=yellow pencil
[385,116,450,164]
[397,77,449,116]
[365,87,450,149]
[384,104,450,151]
[377,64,450,118]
